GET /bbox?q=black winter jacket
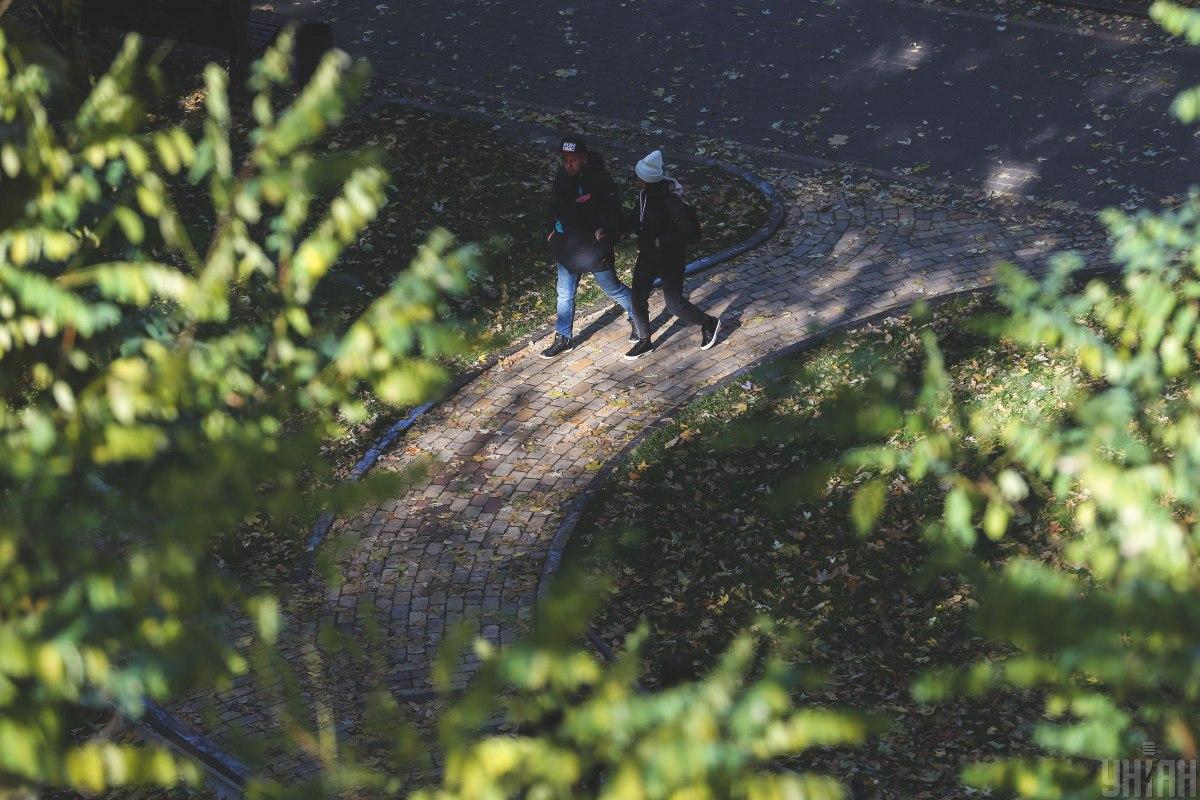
[624,180,692,272]
[546,153,623,274]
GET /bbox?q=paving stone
[175,172,1112,775]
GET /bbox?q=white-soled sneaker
[540,334,574,359]
[700,316,721,350]
[625,338,654,360]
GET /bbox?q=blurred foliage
[0,17,862,800]
[12,0,1200,797]
[570,3,1200,796]
[825,2,1200,795]
[565,294,1059,797]
[0,23,472,795]
[405,584,873,800]
[234,583,872,800]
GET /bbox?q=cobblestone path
[338,185,1108,690]
[173,166,1112,779]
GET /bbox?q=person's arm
[586,173,614,242]
[602,175,624,241]
[619,191,639,235]
[548,178,569,240]
[658,195,690,250]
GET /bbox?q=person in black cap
[541,135,637,359]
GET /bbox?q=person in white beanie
[622,149,721,360]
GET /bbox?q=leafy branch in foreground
[0,25,471,794]
[409,584,875,800]
[832,4,1200,796]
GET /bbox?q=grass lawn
[41,23,771,586]
[214,101,771,582]
[564,295,1088,799]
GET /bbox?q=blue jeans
[555,263,634,338]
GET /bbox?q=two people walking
[541,136,721,361]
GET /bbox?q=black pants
[631,256,709,339]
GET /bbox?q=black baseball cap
[559,136,588,157]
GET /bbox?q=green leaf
[850,479,886,535]
[944,487,974,545]
[983,498,1010,541]
[112,206,145,245]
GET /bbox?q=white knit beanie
[635,149,665,182]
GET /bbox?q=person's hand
[594,228,605,241]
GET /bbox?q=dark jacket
[624,179,692,272]
[547,153,623,274]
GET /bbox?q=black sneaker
[540,333,574,359]
[625,338,654,360]
[629,319,640,341]
[700,316,721,350]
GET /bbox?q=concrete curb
[359,72,1116,221]
[296,93,787,572]
[1036,0,1149,17]
[532,265,1117,642]
[132,88,790,800]
[139,701,251,799]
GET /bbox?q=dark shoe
[625,338,654,360]
[540,333,574,359]
[700,316,721,350]
[629,319,640,342]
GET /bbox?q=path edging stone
[140,701,250,798]
[1035,0,1149,17]
[145,92,782,792]
[533,265,1117,640]
[364,73,1120,220]
[297,93,786,571]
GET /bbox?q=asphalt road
[278,0,1200,209]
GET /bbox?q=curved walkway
[335,187,1108,688]
[178,169,1110,781]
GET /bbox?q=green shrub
[837,4,1200,795]
[0,26,471,794]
